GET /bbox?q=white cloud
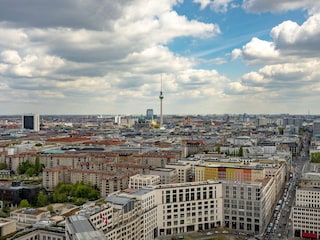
[232,13,320,65]
[230,48,242,60]
[1,50,21,64]
[242,0,319,14]
[238,37,280,64]
[9,54,65,77]
[235,60,320,97]
[271,14,320,56]
[194,0,211,10]
[194,0,235,13]
[210,0,234,13]
[0,64,8,74]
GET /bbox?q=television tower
[159,75,164,127]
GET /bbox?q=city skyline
[0,1,319,115]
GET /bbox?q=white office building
[154,181,223,236]
[293,187,320,239]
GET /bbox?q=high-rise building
[146,109,153,120]
[114,115,121,125]
[313,121,320,139]
[22,113,40,131]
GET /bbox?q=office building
[22,113,40,131]
[146,109,154,120]
[313,121,320,139]
[292,163,320,239]
[154,181,223,236]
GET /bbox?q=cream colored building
[154,181,223,236]
[13,229,65,240]
[293,187,320,238]
[10,208,50,225]
[150,168,178,184]
[0,218,16,237]
[119,188,158,240]
[222,180,275,235]
[165,162,192,183]
[129,174,160,189]
[42,166,70,191]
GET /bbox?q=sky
[0,0,320,116]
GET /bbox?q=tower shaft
[159,75,164,127]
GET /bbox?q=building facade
[154,181,223,236]
[22,113,40,132]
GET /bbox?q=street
[264,134,310,240]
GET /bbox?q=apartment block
[100,172,139,198]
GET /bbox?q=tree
[52,182,100,204]
[88,189,100,200]
[0,162,7,170]
[37,191,47,207]
[311,152,320,163]
[34,156,42,175]
[216,146,221,154]
[278,127,284,135]
[19,199,30,208]
[53,191,68,203]
[25,167,35,177]
[47,205,54,214]
[238,146,243,157]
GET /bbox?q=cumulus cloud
[242,0,319,14]
[0,0,222,114]
[1,50,21,64]
[194,0,235,13]
[0,0,129,30]
[232,13,320,65]
[239,37,280,64]
[229,60,320,99]
[271,14,320,56]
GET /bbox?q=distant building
[22,113,40,132]
[0,181,41,207]
[313,121,320,139]
[114,115,121,125]
[146,109,154,120]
